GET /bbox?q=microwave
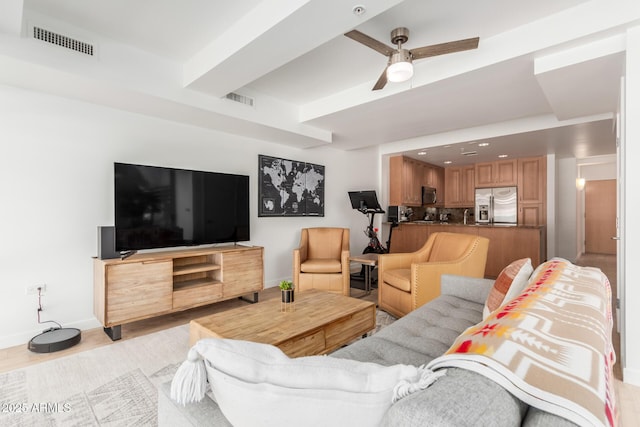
[422,186,437,205]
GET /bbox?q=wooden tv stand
[93,245,264,340]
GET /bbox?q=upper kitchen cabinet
[423,163,444,207]
[517,156,547,225]
[389,156,443,207]
[444,165,475,207]
[475,159,517,188]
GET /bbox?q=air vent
[32,26,94,56]
[462,151,478,156]
[225,92,255,107]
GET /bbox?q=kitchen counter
[390,221,544,229]
[386,221,546,278]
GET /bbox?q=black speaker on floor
[98,226,119,259]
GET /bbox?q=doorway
[584,179,617,254]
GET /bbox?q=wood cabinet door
[475,162,494,187]
[433,166,445,206]
[495,160,517,186]
[518,203,544,226]
[444,167,462,207]
[221,248,264,297]
[105,260,172,324]
[461,166,476,206]
[402,158,423,205]
[518,157,546,203]
[389,156,403,206]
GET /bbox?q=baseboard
[623,367,640,387]
[0,317,101,350]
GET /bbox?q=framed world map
[258,155,325,217]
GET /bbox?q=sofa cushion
[382,268,411,292]
[483,258,532,319]
[198,338,420,427]
[300,259,342,273]
[332,294,484,366]
[379,368,528,427]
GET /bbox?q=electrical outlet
[26,284,47,295]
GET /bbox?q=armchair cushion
[382,269,411,292]
[301,259,342,274]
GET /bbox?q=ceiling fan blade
[345,30,395,56]
[410,37,479,60]
[372,67,388,91]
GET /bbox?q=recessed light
[352,5,366,16]
[417,151,427,156]
[478,142,490,147]
[444,160,452,165]
[498,154,508,158]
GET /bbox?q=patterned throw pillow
[483,258,533,320]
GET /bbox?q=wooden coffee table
[189,289,376,357]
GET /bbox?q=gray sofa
[158,275,577,426]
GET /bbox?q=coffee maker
[388,206,408,222]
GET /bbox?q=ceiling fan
[344,27,479,91]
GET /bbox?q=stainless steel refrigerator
[475,187,517,224]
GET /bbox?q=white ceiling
[2,0,636,165]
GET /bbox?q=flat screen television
[114,162,250,251]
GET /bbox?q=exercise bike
[347,191,398,282]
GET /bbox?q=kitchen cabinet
[389,156,443,207]
[423,164,444,207]
[475,159,517,188]
[517,156,546,225]
[444,165,475,207]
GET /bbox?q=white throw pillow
[194,338,421,427]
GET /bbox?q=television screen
[114,163,250,251]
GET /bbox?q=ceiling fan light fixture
[387,50,413,82]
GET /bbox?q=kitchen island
[387,222,546,278]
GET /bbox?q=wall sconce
[576,178,586,190]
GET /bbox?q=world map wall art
[258,154,325,217]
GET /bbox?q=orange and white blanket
[427,258,617,427]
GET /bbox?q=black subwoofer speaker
[97,226,119,259]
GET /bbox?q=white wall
[555,157,578,260]
[622,25,640,385]
[0,84,378,349]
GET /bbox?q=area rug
[0,310,395,426]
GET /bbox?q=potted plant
[279,280,294,303]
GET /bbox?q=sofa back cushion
[483,258,533,320]
[307,228,345,260]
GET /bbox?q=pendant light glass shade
[387,61,413,82]
[387,49,413,82]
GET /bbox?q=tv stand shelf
[173,262,221,276]
[94,245,263,341]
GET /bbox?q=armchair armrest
[411,261,469,310]
[377,252,420,271]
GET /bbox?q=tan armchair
[378,232,489,318]
[293,227,350,295]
